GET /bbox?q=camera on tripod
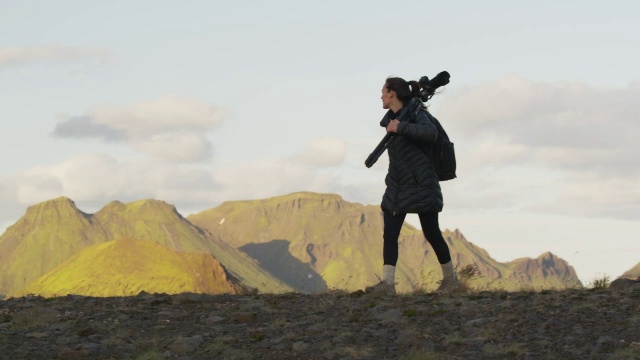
[417,71,450,102]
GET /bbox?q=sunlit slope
[93,200,211,253]
[622,262,640,278]
[91,199,291,293]
[0,198,292,297]
[0,198,108,296]
[16,238,249,297]
[188,192,581,292]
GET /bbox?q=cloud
[0,135,353,228]
[53,96,228,162]
[435,76,640,219]
[1,153,221,216]
[0,45,112,68]
[290,137,347,167]
[134,132,213,162]
[526,174,640,220]
[52,115,125,140]
[440,76,640,156]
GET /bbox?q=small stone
[231,312,257,323]
[304,324,325,336]
[590,336,617,358]
[203,315,226,325]
[373,309,402,325]
[26,331,51,338]
[169,335,204,354]
[292,341,309,352]
[464,317,497,327]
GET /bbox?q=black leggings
[383,210,452,266]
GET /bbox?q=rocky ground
[1,286,639,360]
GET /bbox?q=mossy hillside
[92,199,291,292]
[0,198,292,297]
[93,200,210,253]
[0,198,108,296]
[15,238,247,297]
[188,192,582,292]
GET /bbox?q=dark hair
[385,77,420,103]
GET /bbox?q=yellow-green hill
[0,197,105,296]
[16,238,247,297]
[0,198,292,298]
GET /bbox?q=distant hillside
[0,198,291,298]
[0,198,103,297]
[622,262,640,279]
[188,192,581,292]
[1,192,581,297]
[17,238,248,297]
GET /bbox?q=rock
[590,336,617,359]
[395,329,419,349]
[26,331,51,338]
[464,317,497,328]
[12,306,60,329]
[610,278,640,290]
[172,292,206,305]
[304,324,325,336]
[231,312,257,323]
[202,315,226,325]
[373,308,402,325]
[292,341,309,352]
[168,335,204,354]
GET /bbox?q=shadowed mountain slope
[17,238,248,297]
[188,192,581,292]
[0,198,291,297]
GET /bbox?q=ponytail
[385,77,419,103]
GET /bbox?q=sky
[1,0,639,284]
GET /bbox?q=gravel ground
[1,287,639,360]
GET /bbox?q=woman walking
[365,76,460,294]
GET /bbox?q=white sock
[383,265,396,285]
[441,261,456,280]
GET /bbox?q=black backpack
[419,110,457,181]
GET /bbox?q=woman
[365,76,460,294]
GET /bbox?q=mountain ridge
[0,197,291,297]
[188,191,581,292]
[1,192,582,297]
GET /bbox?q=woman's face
[381,84,394,109]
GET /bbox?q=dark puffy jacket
[380,107,443,215]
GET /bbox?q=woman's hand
[387,119,400,133]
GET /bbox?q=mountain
[0,198,291,298]
[89,199,290,293]
[0,197,104,297]
[1,192,582,297]
[622,262,640,279]
[187,192,581,292]
[16,238,247,297]
[505,252,580,289]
